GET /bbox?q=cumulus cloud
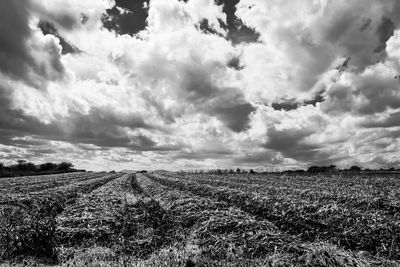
[0,0,400,171]
[361,111,400,129]
[235,0,400,103]
[0,0,65,88]
[38,21,81,55]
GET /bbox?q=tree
[307,166,319,173]
[349,165,361,172]
[0,162,4,176]
[39,162,57,172]
[17,159,27,165]
[24,162,37,172]
[249,169,256,174]
[57,162,73,171]
[14,160,36,172]
[236,168,241,173]
[307,165,336,173]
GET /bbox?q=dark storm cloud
[233,151,282,165]
[265,127,314,153]
[356,75,400,115]
[62,108,151,149]
[211,102,255,132]
[0,96,173,152]
[375,17,396,53]
[2,136,60,159]
[172,148,233,160]
[38,21,81,55]
[304,93,325,106]
[271,101,299,112]
[227,56,244,70]
[361,111,400,128]
[0,82,53,144]
[1,0,400,170]
[102,0,149,35]
[387,129,400,139]
[57,108,177,152]
[360,18,372,32]
[6,137,50,148]
[180,64,218,100]
[0,109,54,147]
[313,2,400,71]
[67,108,150,132]
[203,94,256,133]
[69,119,181,152]
[322,72,400,116]
[207,95,255,133]
[0,0,65,88]
[178,61,255,132]
[272,93,325,112]
[321,85,354,115]
[264,126,331,163]
[0,0,32,81]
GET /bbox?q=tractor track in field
[134,173,311,263]
[56,174,129,249]
[56,173,177,263]
[0,173,123,263]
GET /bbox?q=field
[0,171,399,266]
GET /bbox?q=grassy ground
[0,172,399,266]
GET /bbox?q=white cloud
[235,0,400,103]
[0,0,400,170]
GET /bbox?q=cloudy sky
[1,0,400,171]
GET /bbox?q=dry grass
[1,172,399,266]
[147,172,400,261]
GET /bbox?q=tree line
[183,168,257,175]
[0,160,84,178]
[183,165,398,175]
[304,165,398,173]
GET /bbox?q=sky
[0,0,400,171]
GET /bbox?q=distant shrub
[349,165,362,172]
[307,165,336,173]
